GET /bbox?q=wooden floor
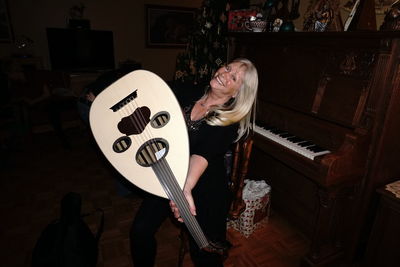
[0,125,309,267]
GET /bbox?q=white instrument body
[90,70,228,253]
[89,70,189,198]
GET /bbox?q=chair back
[228,134,254,220]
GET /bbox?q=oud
[90,70,225,254]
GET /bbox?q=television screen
[47,28,115,72]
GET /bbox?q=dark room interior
[1,0,400,267]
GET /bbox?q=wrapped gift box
[228,180,271,237]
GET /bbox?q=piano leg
[301,186,354,267]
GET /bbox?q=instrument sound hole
[136,138,169,167]
[112,136,132,153]
[151,112,170,128]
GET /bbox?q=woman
[130,58,258,266]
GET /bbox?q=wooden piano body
[228,31,400,266]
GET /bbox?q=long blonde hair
[205,58,258,141]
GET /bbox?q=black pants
[130,194,224,267]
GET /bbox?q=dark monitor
[46,28,115,72]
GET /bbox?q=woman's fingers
[169,189,197,222]
[169,200,183,222]
[183,190,196,216]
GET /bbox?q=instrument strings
[116,84,209,249]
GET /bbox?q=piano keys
[254,124,330,160]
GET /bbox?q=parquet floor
[0,125,309,267]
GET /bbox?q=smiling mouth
[215,75,224,86]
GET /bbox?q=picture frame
[0,0,13,43]
[146,5,196,48]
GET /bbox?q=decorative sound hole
[113,136,132,153]
[151,111,170,128]
[136,138,169,167]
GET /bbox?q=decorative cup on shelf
[245,20,267,32]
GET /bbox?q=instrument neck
[152,158,209,248]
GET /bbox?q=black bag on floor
[32,192,104,267]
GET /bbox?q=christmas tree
[174,0,229,85]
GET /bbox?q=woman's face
[209,62,246,98]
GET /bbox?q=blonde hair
[205,58,258,141]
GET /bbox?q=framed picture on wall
[146,5,196,48]
[0,0,13,42]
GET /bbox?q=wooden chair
[228,134,254,220]
[177,134,254,266]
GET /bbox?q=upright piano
[228,31,400,266]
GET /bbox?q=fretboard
[152,158,209,249]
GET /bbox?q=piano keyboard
[254,124,331,160]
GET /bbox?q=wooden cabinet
[364,181,400,267]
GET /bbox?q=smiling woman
[0,0,13,43]
[130,58,259,266]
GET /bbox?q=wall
[1,0,202,81]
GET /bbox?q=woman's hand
[169,200,183,223]
[169,189,196,223]
[170,154,206,222]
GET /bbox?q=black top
[172,82,238,241]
